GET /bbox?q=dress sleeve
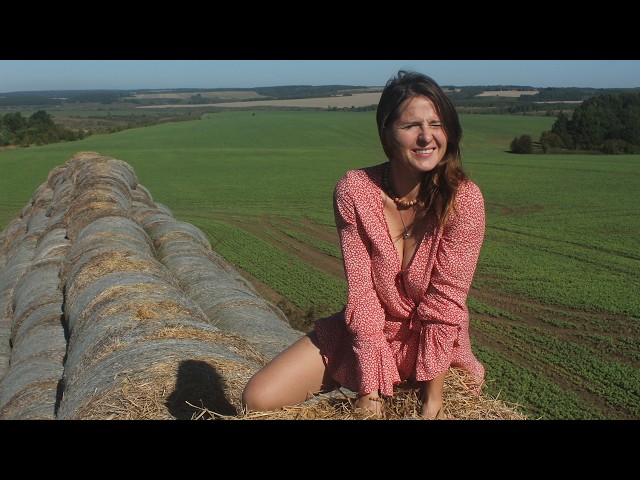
[415,181,485,380]
[333,176,401,396]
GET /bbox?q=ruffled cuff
[415,322,456,382]
[352,335,401,397]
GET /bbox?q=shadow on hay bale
[0,152,527,420]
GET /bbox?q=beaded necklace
[382,164,418,208]
[382,164,418,239]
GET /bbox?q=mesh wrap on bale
[11,262,64,344]
[33,227,71,263]
[12,302,64,348]
[0,318,10,380]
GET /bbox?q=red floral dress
[315,162,486,397]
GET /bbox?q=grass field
[1,110,638,419]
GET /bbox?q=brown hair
[376,70,467,227]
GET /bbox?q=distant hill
[1,85,638,109]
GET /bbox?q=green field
[1,110,638,419]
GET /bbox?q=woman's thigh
[242,331,334,411]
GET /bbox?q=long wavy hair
[376,70,467,227]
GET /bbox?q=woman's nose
[418,125,433,142]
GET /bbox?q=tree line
[0,110,85,147]
[510,91,640,154]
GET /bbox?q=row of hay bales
[0,152,303,419]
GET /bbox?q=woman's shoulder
[335,163,386,193]
[454,178,484,214]
[457,178,483,200]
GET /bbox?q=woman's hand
[355,391,383,417]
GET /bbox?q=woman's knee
[241,374,265,412]
[241,333,327,413]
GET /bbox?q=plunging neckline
[380,191,421,272]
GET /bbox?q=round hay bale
[0,317,11,379]
[0,379,60,420]
[68,185,132,212]
[1,233,38,267]
[0,218,27,260]
[65,155,138,190]
[57,339,262,419]
[72,215,154,252]
[199,301,303,360]
[0,235,39,311]
[31,184,54,209]
[63,250,173,298]
[19,201,34,220]
[48,180,74,213]
[145,221,211,251]
[63,312,267,386]
[11,261,63,338]
[75,171,133,196]
[33,227,71,262]
[133,206,174,229]
[46,164,67,189]
[0,355,64,410]
[63,204,137,243]
[159,246,233,269]
[26,205,50,235]
[154,203,173,216]
[64,273,182,332]
[131,183,154,206]
[60,241,156,287]
[11,293,63,345]
[12,301,64,346]
[10,322,67,365]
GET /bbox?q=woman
[242,70,485,419]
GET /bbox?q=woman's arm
[333,172,401,398]
[415,181,486,378]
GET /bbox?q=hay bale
[0,379,60,420]
[57,338,262,419]
[131,183,154,207]
[63,204,138,243]
[0,317,11,380]
[11,302,64,347]
[64,272,181,332]
[63,152,138,189]
[0,235,40,316]
[73,215,154,252]
[10,322,67,366]
[0,218,26,261]
[0,355,64,415]
[11,261,63,342]
[157,252,302,359]
[33,227,71,262]
[145,221,212,252]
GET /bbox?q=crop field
[0,110,638,420]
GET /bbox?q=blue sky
[0,60,638,93]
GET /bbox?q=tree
[541,92,640,154]
[510,134,533,154]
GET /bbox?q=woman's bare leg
[242,332,332,413]
[420,371,448,419]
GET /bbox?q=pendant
[403,231,411,239]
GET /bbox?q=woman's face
[389,96,448,175]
